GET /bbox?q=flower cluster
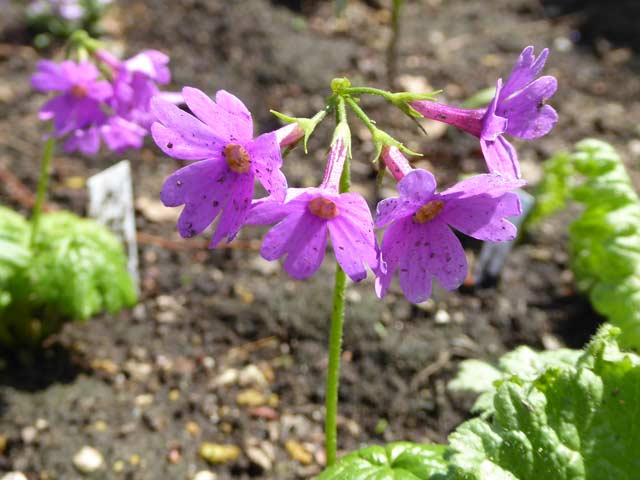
[32,47,176,154]
[27,0,112,22]
[152,46,557,303]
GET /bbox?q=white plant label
[87,160,140,290]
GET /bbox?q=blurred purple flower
[33,47,175,155]
[411,46,558,178]
[64,116,146,155]
[31,60,112,135]
[248,135,378,281]
[375,169,525,303]
[98,49,173,128]
[152,87,287,247]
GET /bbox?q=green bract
[316,443,449,480]
[0,207,137,349]
[448,325,640,479]
[531,139,640,349]
[447,347,580,416]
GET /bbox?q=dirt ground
[1,0,639,478]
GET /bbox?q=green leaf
[461,87,496,109]
[0,207,137,348]
[316,443,449,480]
[448,347,581,415]
[530,139,640,350]
[448,325,640,480]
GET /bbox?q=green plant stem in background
[324,97,351,466]
[387,0,404,89]
[30,136,55,249]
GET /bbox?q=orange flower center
[70,84,87,98]
[308,197,339,219]
[413,200,444,223]
[224,143,251,173]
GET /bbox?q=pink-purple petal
[417,219,468,291]
[160,159,227,207]
[500,46,549,101]
[480,136,520,178]
[215,90,253,141]
[440,191,521,242]
[182,87,252,144]
[397,169,437,204]
[437,174,526,199]
[247,132,286,200]
[283,215,328,280]
[151,96,223,156]
[375,218,412,299]
[481,79,508,141]
[209,172,255,247]
[150,121,220,160]
[397,224,434,304]
[327,216,377,282]
[498,76,558,139]
[260,210,308,261]
[31,60,70,92]
[246,188,307,225]
[376,196,420,228]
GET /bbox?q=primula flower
[248,133,378,281]
[152,87,287,246]
[98,49,173,128]
[31,60,112,135]
[65,116,146,155]
[411,46,557,178]
[376,169,525,303]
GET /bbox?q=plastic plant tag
[87,160,140,290]
[472,188,534,286]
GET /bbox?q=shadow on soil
[0,344,84,392]
[543,0,640,49]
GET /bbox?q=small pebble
[193,472,217,480]
[239,365,268,387]
[434,309,450,325]
[246,446,273,471]
[21,426,37,444]
[236,389,265,407]
[285,440,312,465]
[1,473,27,480]
[199,443,241,465]
[186,421,201,436]
[73,446,104,474]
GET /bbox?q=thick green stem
[30,136,55,249]
[324,97,351,466]
[325,263,347,466]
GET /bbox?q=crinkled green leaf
[316,442,449,480]
[448,347,580,415]
[530,139,640,349]
[0,207,137,348]
[448,325,640,480]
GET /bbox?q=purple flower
[102,49,173,129]
[249,189,378,281]
[411,46,558,178]
[375,169,525,303]
[31,60,112,135]
[152,87,287,247]
[65,116,146,155]
[247,134,378,281]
